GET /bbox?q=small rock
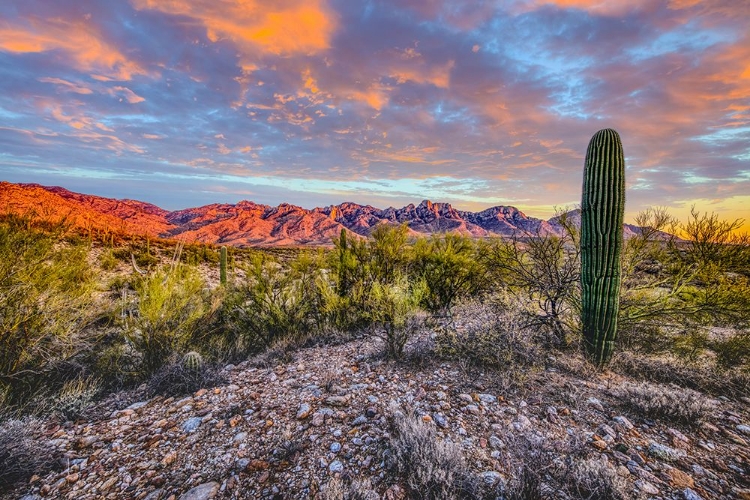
[663,468,695,489]
[76,436,98,448]
[179,482,220,500]
[586,397,604,411]
[613,416,634,430]
[65,473,79,484]
[546,406,558,423]
[326,396,350,407]
[465,404,480,415]
[635,480,659,495]
[365,407,378,418]
[648,442,687,462]
[512,415,531,432]
[296,403,312,420]
[330,442,341,453]
[737,424,750,436]
[489,435,504,449]
[668,428,689,443]
[182,417,203,433]
[329,460,344,474]
[352,415,368,426]
[482,471,503,485]
[683,488,703,500]
[458,393,473,404]
[433,414,448,428]
[477,393,497,404]
[598,424,616,438]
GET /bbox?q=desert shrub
[368,224,410,285]
[619,207,750,366]
[412,234,488,316]
[387,408,490,499]
[0,218,96,405]
[615,381,715,425]
[320,478,379,500]
[483,220,580,346]
[0,418,60,490]
[367,276,427,358]
[436,301,541,371]
[219,253,325,356]
[99,248,119,271]
[145,357,227,398]
[52,377,101,422]
[499,433,633,500]
[713,329,750,369]
[565,458,630,500]
[612,348,750,399]
[124,264,209,374]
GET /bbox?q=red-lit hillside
[0,182,642,246]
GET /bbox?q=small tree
[485,218,580,345]
[412,234,487,317]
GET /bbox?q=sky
[0,0,748,225]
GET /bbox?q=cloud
[0,17,149,80]
[131,0,338,57]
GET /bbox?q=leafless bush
[566,458,631,500]
[615,381,715,425]
[611,352,749,399]
[500,434,634,500]
[387,407,492,499]
[320,477,379,500]
[146,359,227,398]
[0,418,60,489]
[437,302,542,370]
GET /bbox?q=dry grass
[0,418,60,490]
[387,406,493,500]
[614,381,715,426]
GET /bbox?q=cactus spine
[220,246,227,285]
[580,128,625,367]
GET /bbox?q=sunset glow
[0,0,748,226]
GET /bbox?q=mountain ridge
[0,182,641,246]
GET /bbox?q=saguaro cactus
[580,128,625,367]
[220,246,228,285]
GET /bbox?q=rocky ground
[5,327,750,500]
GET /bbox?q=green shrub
[412,234,487,316]
[220,253,324,356]
[367,276,426,358]
[124,264,209,374]
[0,218,96,404]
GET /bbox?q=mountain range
[0,182,642,246]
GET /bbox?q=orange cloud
[515,0,652,15]
[390,60,455,89]
[0,19,148,80]
[132,0,337,57]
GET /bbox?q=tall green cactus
[220,246,228,285]
[580,128,625,367]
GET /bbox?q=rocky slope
[1,182,645,246]
[6,316,749,500]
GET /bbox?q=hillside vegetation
[0,207,748,498]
